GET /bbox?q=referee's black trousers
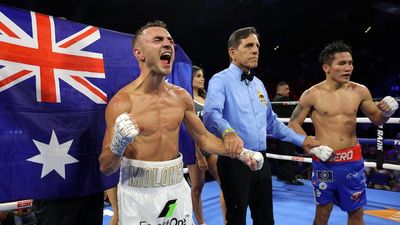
[218,152,274,225]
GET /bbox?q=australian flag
[0,4,194,202]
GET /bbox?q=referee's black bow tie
[241,71,254,81]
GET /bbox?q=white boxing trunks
[118,154,193,225]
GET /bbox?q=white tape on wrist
[110,113,139,156]
[381,96,398,118]
[310,145,333,161]
[239,148,264,170]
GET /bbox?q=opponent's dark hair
[319,40,352,65]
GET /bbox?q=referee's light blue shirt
[203,63,305,151]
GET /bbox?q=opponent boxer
[288,40,398,225]
[98,20,263,225]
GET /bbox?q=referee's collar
[228,63,245,81]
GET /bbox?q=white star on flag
[27,130,79,179]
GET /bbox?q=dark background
[1,0,400,99]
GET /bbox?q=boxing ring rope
[357,138,400,145]
[1,167,186,211]
[270,97,400,107]
[272,107,400,163]
[1,106,399,212]
[266,153,400,171]
[267,135,400,146]
[278,117,399,124]
[0,200,32,211]
[270,114,400,169]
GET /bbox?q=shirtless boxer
[288,40,398,225]
[98,21,263,225]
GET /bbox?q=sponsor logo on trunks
[317,170,333,182]
[312,179,317,186]
[159,199,178,218]
[315,189,321,198]
[351,191,363,201]
[127,162,183,188]
[333,151,353,162]
[346,172,359,179]
[319,182,327,190]
[151,199,188,225]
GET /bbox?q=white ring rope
[267,134,400,146]
[266,153,400,171]
[0,168,190,211]
[357,138,400,145]
[269,115,400,172]
[271,97,400,106]
[0,200,32,211]
[3,151,400,212]
[271,101,300,105]
[1,113,398,211]
[279,117,399,124]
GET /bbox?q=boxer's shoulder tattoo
[290,89,313,122]
[290,104,304,122]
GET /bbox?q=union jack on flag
[0,4,194,202]
[0,9,107,103]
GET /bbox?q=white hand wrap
[310,145,334,161]
[239,148,264,170]
[110,113,139,156]
[381,96,398,118]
